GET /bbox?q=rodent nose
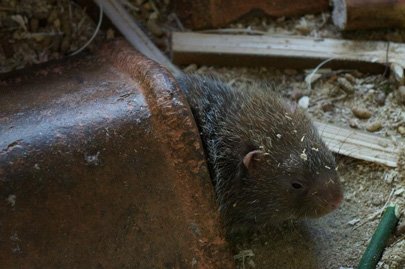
[330,192,343,209]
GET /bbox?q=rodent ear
[243,150,265,169]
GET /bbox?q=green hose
[358,204,400,269]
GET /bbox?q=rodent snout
[329,192,343,210]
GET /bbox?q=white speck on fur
[300,149,308,161]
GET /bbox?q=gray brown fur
[177,74,342,233]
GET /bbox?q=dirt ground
[0,1,404,268]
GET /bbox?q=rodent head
[233,103,343,225]
[243,148,342,221]
[206,84,343,229]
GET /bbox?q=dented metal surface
[0,40,233,268]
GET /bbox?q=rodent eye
[291,182,303,189]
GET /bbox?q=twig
[168,13,184,31]
[234,249,254,269]
[69,2,103,56]
[306,57,336,91]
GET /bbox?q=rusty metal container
[0,40,233,268]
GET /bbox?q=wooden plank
[171,32,405,73]
[314,122,400,167]
[96,0,181,76]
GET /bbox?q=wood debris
[314,121,400,167]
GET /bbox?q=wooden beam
[314,122,399,167]
[172,0,329,30]
[171,32,405,73]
